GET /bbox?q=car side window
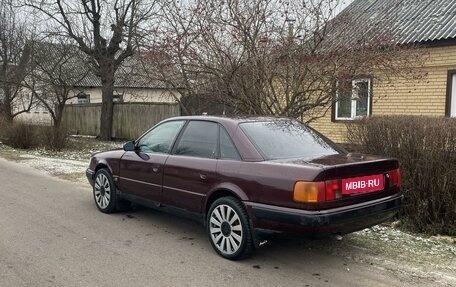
[137,120,185,153]
[174,121,218,158]
[219,126,241,160]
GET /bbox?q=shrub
[347,116,456,235]
[36,126,69,151]
[1,122,39,149]
[0,122,69,150]
[0,117,5,141]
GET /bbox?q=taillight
[388,168,401,188]
[293,181,325,203]
[293,180,342,203]
[325,179,341,200]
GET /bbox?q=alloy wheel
[94,173,111,209]
[209,204,243,255]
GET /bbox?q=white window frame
[450,73,456,117]
[335,78,371,120]
[77,93,90,104]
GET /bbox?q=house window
[335,78,371,120]
[113,94,123,103]
[77,93,90,104]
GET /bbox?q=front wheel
[207,197,254,260]
[93,169,118,213]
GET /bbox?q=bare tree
[147,0,423,120]
[0,0,35,123]
[24,40,90,130]
[25,0,158,139]
[137,0,201,116]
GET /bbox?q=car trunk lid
[283,153,401,209]
[309,153,398,181]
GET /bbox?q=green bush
[347,116,456,235]
[0,122,69,151]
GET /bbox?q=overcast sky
[335,0,354,15]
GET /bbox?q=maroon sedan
[86,116,402,259]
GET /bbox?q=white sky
[335,0,355,15]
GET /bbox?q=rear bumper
[247,193,403,237]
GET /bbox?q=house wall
[16,108,53,125]
[13,91,53,125]
[309,44,456,143]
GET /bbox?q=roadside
[0,136,122,182]
[0,137,455,286]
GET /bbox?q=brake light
[325,179,341,200]
[293,180,342,203]
[388,168,401,188]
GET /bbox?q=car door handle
[152,167,159,173]
[200,173,207,180]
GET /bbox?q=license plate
[342,174,384,195]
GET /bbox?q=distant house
[18,42,181,124]
[309,0,456,143]
[66,65,180,105]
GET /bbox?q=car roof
[163,115,295,127]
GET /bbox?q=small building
[66,71,180,105]
[310,0,456,143]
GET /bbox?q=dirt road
[0,158,452,287]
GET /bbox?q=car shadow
[116,204,358,261]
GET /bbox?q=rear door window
[219,126,241,160]
[174,121,219,159]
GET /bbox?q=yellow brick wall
[309,44,456,143]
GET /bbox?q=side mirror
[123,141,136,152]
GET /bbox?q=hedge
[347,116,456,235]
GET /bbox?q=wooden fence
[61,102,180,139]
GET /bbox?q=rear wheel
[93,169,118,213]
[207,196,254,260]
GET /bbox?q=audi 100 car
[86,116,403,260]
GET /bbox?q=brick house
[309,0,456,143]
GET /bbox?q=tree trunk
[2,89,14,124]
[99,72,114,140]
[53,103,64,130]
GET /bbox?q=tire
[93,168,119,213]
[207,196,254,260]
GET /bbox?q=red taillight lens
[388,169,401,188]
[325,179,341,200]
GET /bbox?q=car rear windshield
[239,120,340,160]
